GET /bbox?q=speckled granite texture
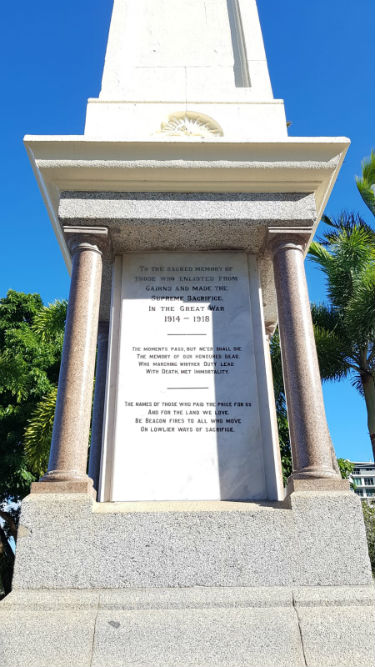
[0,491,374,666]
[12,492,372,590]
[1,585,374,667]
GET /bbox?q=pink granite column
[88,321,109,491]
[269,228,341,486]
[32,227,109,495]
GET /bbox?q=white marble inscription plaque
[105,253,271,501]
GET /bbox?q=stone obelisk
[1,2,374,666]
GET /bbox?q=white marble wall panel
[99,252,282,501]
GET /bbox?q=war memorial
[1,1,374,665]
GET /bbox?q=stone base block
[2,491,374,666]
[1,587,374,667]
[12,492,372,589]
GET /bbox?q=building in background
[350,462,375,501]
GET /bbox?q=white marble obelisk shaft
[85,0,287,139]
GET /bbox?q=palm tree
[271,153,375,474]
[356,149,375,217]
[308,151,375,458]
[309,213,375,458]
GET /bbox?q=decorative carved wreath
[160,112,223,138]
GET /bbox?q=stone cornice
[24,135,349,272]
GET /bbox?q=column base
[286,476,350,496]
[31,479,96,497]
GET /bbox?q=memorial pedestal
[6,0,374,664]
[1,491,374,667]
[8,141,372,667]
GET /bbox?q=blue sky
[1,0,373,462]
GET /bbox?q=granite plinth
[1,491,373,665]
[12,492,372,590]
[1,586,374,667]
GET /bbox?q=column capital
[63,226,110,257]
[267,227,312,256]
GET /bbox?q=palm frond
[308,241,333,271]
[311,226,374,311]
[313,324,352,381]
[310,303,343,333]
[361,150,375,183]
[345,264,375,343]
[269,329,284,407]
[351,373,365,395]
[356,182,375,217]
[318,212,375,245]
[32,301,67,344]
[356,150,375,217]
[321,214,335,227]
[24,387,57,477]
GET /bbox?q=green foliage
[271,153,375,473]
[311,304,351,382]
[361,501,375,575]
[270,329,284,407]
[0,291,66,504]
[309,216,375,333]
[0,290,66,595]
[277,409,292,484]
[337,458,355,479]
[32,300,67,346]
[308,211,375,456]
[356,150,375,217]
[270,329,292,482]
[24,387,58,476]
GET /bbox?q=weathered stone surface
[91,606,303,667]
[289,491,372,586]
[0,606,97,667]
[12,492,373,591]
[58,191,316,227]
[1,586,374,667]
[294,586,375,667]
[295,598,375,667]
